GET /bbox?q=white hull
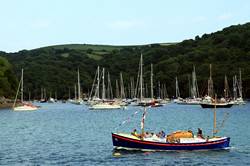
[232,98,246,105]
[89,103,121,110]
[13,105,38,111]
[177,98,201,105]
[70,99,84,105]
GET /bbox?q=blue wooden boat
[112,133,230,151]
[112,102,230,151]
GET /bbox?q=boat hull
[200,103,233,108]
[112,133,230,151]
[89,104,121,110]
[13,105,38,111]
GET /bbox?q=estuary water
[0,102,249,165]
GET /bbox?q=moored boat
[13,69,39,111]
[112,133,230,151]
[89,101,122,110]
[112,100,230,151]
[200,102,233,108]
[14,102,38,111]
[200,96,233,108]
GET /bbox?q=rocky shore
[0,97,14,109]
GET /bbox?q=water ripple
[0,102,249,165]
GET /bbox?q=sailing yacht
[180,66,202,105]
[200,64,233,108]
[71,68,83,105]
[232,69,245,105]
[173,76,184,103]
[149,65,163,107]
[134,54,154,107]
[89,68,122,110]
[13,69,39,111]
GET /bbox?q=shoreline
[0,103,14,109]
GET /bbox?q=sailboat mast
[91,66,99,100]
[233,76,237,100]
[158,81,161,99]
[150,64,154,99]
[194,66,199,98]
[77,68,81,100]
[239,68,242,98]
[102,68,105,100]
[120,72,125,99]
[224,75,229,99]
[130,77,134,99]
[13,70,22,108]
[140,54,143,101]
[192,65,197,98]
[188,74,191,98]
[208,64,214,97]
[28,91,31,101]
[21,68,24,103]
[115,79,119,98]
[44,88,46,100]
[109,72,113,99]
[41,87,43,100]
[97,66,100,99]
[175,77,180,98]
[74,84,77,100]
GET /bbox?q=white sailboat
[71,68,83,105]
[89,68,122,110]
[180,66,202,105]
[173,76,183,103]
[148,64,164,107]
[201,64,214,105]
[136,54,153,106]
[87,66,101,104]
[233,69,245,105]
[13,69,39,111]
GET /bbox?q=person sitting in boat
[161,131,166,138]
[131,129,139,137]
[144,132,152,138]
[156,131,166,138]
[197,128,204,139]
[156,131,161,137]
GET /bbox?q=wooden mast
[213,94,217,137]
[140,54,143,101]
[77,68,81,101]
[141,106,147,140]
[102,68,105,100]
[150,64,153,99]
[13,69,22,109]
[208,64,214,97]
[21,68,24,103]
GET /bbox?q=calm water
[0,102,249,165]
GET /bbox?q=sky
[0,0,249,52]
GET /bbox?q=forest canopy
[1,22,250,99]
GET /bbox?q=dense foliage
[1,22,250,99]
[0,55,17,98]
